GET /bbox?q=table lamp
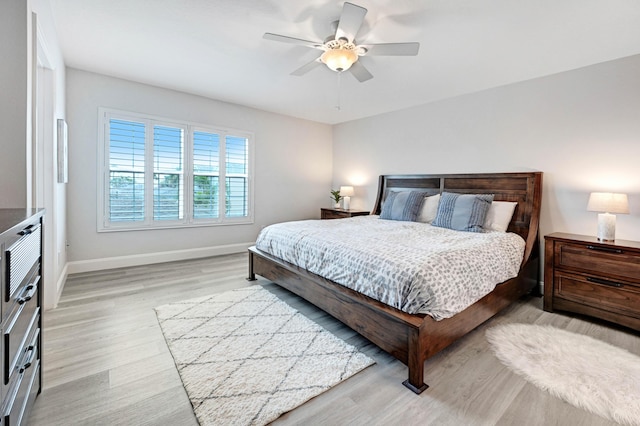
[587,192,629,241]
[340,186,354,210]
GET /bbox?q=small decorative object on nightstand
[321,208,369,220]
[330,189,342,209]
[544,232,640,331]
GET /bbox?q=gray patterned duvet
[255,215,525,320]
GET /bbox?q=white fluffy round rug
[486,323,640,426]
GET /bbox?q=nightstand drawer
[556,242,640,281]
[320,208,369,220]
[555,271,640,318]
[321,210,348,219]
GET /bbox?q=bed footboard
[248,244,538,394]
[248,246,430,393]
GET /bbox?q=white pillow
[483,201,517,232]
[416,194,440,223]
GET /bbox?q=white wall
[333,54,640,244]
[66,69,332,266]
[0,0,30,207]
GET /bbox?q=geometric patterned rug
[155,286,375,426]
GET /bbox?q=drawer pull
[585,245,623,254]
[18,225,36,236]
[19,345,36,374]
[586,277,624,288]
[17,284,36,305]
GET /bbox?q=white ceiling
[49,0,640,125]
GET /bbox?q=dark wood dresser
[544,232,640,331]
[320,208,369,220]
[0,209,43,425]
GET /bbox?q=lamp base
[597,213,616,241]
[343,196,351,210]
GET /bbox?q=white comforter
[255,215,525,320]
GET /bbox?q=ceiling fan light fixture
[320,47,358,72]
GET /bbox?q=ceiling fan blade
[263,33,323,49]
[335,2,367,43]
[360,42,420,56]
[348,61,373,82]
[291,58,323,76]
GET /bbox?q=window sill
[98,218,254,233]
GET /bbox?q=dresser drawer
[4,291,39,385]
[555,271,640,318]
[2,264,39,325]
[556,242,640,282]
[5,224,41,303]
[2,329,39,426]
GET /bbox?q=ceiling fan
[263,2,420,82]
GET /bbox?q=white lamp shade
[587,192,629,214]
[339,186,354,197]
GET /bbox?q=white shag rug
[155,286,374,426]
[486,324,640,426]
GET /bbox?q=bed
[247,172,543,393]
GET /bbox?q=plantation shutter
[153,125,184,220]
[225,135,249,217]
[193,131,220,219]
[108,119,146,222]
[100,108,253,230]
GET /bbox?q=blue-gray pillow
[432,192,494,232]
[380,191,424,221]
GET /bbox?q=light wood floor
[29,253,639,425]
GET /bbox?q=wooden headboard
[371,172,543,264]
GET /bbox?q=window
[98,108,253,231]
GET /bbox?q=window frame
[97,108,254,232]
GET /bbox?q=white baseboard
[43,263,69,311]
[66,242,253,275]
[47,262,69,311]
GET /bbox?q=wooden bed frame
[248,172,543,394]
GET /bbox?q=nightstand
[544,232,640,331]
[320,208,370,220]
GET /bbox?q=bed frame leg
[403,379,428,395]
[403,362,429,394]
[246,250,257,281]
[403,331,429,394]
